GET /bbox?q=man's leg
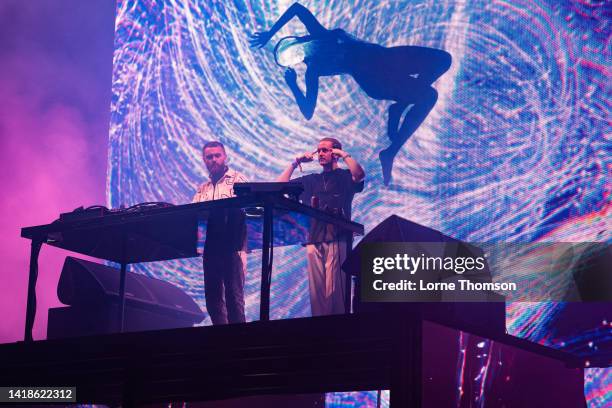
[306,243,329,316]
[203,255,228,325]
[224,251,246,324]
[326,240,347,315]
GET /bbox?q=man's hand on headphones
[296,152,315,163]
[332,148,349,159]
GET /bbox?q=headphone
[273,36,305,67]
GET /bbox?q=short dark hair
[202,141,225,154]
[319,137,342,150]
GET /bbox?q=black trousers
[203,251,246,325]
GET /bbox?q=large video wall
[109,1,609,405]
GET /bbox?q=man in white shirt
[193,141,248,324]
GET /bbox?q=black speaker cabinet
[343,215,506,335]
[48,256,204,339]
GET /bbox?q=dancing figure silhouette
[251,2,452,185]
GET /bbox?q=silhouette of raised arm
[250,2,327,48]
[284,67,319,120]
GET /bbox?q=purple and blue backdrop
[0,0,609,407]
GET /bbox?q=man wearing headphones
[278,137,365,316]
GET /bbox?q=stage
[1,308,590,407]
[1,1,610,407]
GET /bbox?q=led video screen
[109,1,609,405]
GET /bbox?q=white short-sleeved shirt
[192,168,248,203]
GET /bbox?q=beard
[207,163,226,175]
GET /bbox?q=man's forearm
[343,155,365,182]
[278,161,298,181]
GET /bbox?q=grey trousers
[306,241,347,316]
[203,251,246,325]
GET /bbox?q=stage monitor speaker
[343,215,505,335]
[54,256,204,327]
[47,303,197,339]
[343,214,483,276]
[571,242,611,302]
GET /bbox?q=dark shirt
[293,168,364,242]
[205,207,246,253]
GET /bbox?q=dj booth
[20,185,364,341]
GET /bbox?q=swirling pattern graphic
[109,0,610,406]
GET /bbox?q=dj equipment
[234,182,303,198]
[59,202,174,222]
